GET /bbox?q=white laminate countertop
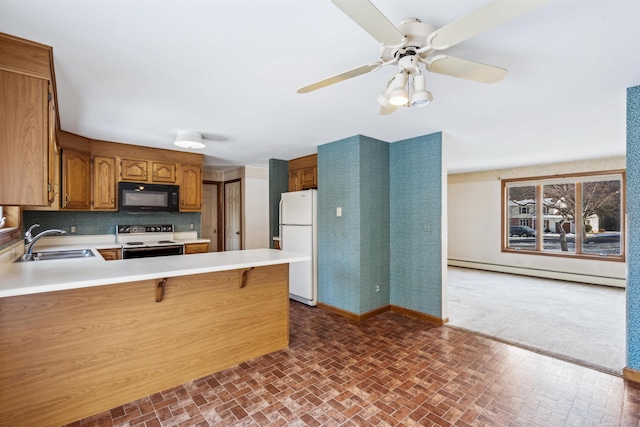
[0,249,309,298]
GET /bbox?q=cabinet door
[120,158,148,182]
[288,170,301,192]
[151,161,176,183]
[300,166,317,190]
[93,156,117,210]
[179,164,202,211]
[0,70,49,205]
[61,149,91,210]
[184,243,209,254]
[97,248,121,260]
[47,83,60,208]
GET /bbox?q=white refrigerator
[279,189,317,306]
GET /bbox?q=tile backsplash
[22,211,201,236]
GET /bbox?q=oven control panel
[117,224,174,234]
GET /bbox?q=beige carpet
[446,266,626,375]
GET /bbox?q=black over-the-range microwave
[118,182,180,213]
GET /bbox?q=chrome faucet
[23,224,66,261]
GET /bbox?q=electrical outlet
[70,226,77,233]
[190,223,194,230]
[376,284,380,293]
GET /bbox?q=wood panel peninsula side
[0,249,306,427]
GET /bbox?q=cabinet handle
[156,278,168,302]
[239,267,254,289]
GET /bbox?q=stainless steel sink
[15,249,95,262]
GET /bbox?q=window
[503,172,624,260]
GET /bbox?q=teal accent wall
[390,133,443,317]
[269,158,289,248]
[318,136,362,313]
[359,136,390,312]
[626,85,640,370]
[22,211,201,235]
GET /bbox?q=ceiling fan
[298,0,550,115]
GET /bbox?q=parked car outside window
[510,226,536,237]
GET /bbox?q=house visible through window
[503,172,624,260]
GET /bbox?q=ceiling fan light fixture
[411,74,433,107]
[377,91,391,108]
[388,72,408,106]
[174,132,205,149]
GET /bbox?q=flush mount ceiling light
[174,132,205,149]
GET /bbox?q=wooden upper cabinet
[288,153,317,192]
[300,166,317,190]
[120,158,148,182]
[92,156,117,210]
[179,164,202,211]
[61,148,91,210]
[0,69,49,206]
[0,33,58,207]
[151,161,176,183]
[120,158,177,183]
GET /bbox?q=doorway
[202,182,221,252]
[224,179,242,251]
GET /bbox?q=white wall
[447,156,626,287]
[242,166,269,249]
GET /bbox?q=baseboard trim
[316,303,446,326]
[390,305,447,326]
[448,259,626,288]
[623,367,640,383]
[316,303,368,321]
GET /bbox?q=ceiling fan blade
[380,105,397,115]
[332,0,406,46]
[425,55,508,84]
[428,0,551,50]
[297,62,382,94]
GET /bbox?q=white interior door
[202,184,218,252]
[282,225,313,300]
[225,181,241,251]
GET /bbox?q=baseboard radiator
[448,259,626,288]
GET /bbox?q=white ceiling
[1,0,639,173]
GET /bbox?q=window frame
[501,170,625,262]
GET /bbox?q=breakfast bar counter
[0,248,307,297]
[0,249,307,427]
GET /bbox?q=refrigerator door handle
[278,199,283,248]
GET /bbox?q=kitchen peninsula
[0,249,308,427]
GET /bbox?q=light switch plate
[336,207,342,217]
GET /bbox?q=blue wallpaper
[22,211,201,235]
[627,85,640,370]
[390,133,443,317]
[317,136,362,313]
[317,133,442,317]
[269,158,289,248]
[359,136,390,312]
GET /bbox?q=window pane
[507,186,536,250]
[543,183,576,253]
[582,180,621,256]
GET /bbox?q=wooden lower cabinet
[184,242,209,254]
[97,248,120,260]
[0,264,289,427]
